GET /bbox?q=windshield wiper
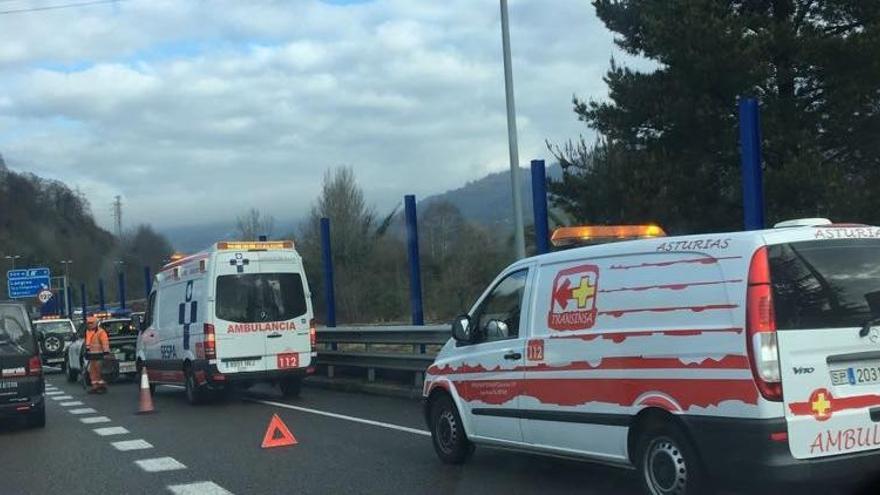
[859,317,880,337]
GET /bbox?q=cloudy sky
[0,0,638,231]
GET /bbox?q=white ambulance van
[137,240,316,404]
[424,220,880,494]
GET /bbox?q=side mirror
[451,314,474,343]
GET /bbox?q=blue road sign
[7,268,51,299]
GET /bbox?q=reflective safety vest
[86,328,110,354]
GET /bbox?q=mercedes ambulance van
[424,219,880,494]
[137,240,316,404]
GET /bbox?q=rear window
[34,321,75,334]
[101,320,137,337]
[0,305,35,356]
[769,239,880,330]
[216,273,307,323]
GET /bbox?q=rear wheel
[429,393,474,464]
[65,356,77,383]
[184,367,205,405]
[279,377,302,398]
[636,423,709,495]
[27,404,46,429]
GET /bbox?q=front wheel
[636,423,709,495]
[66,356,77,383]
[429,394,474,464]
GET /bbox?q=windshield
[100,320,137,337]
[216,273,307,323]
[0,306,35,356]
[34,321,75,335]
[769,239,880,330]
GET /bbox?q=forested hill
[0,154,173,301]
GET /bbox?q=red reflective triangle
[261,414,298,448]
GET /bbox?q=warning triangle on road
[261,414,298,449]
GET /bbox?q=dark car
[67,317,139,386]
[32,318,77,372]
[0,301,45,428]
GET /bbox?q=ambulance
[137,240,316,404]
[424,219,880,494]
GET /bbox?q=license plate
[115,352,126,361]
[846,364,880,386]
[0,380,17,391]
[119,362,136,374]
[46,358,64,364]
[277,353,299,370]
[225,359,257,370]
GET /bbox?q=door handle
[267,333,282,339]
[503,351,522,360]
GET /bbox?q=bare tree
[235,208,275,241]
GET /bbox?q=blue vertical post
[98,279,106,311]
[531,159,550,255]
[143,266,152,298]
[118,271,126,311]
[739,97,765,230]
[80,282,87,318]
[404,195,424,326]
[67,287,74,318]
[320,217,337,328]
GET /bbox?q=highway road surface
[0,371,860,495]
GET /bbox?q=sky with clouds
[0,0,640,231]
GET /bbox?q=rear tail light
[747,247,782,402]
[28,356,42,376]
[204,323,216,359]
[309,318,316,348]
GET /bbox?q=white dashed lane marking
[167,481,233,495]
[59,401,84,406]
[111,439,154,451]
[93,426,129,436]
[80,416,111,424]
[135,457,187,473]
[51,395,73,401]
[69,408,98,415]
[45,391,63,395]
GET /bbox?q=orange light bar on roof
[551,225,666,247]
[39,315,61,320]
[217,241,294,251]
[169,252,187,262]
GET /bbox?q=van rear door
[257,254,311,372]
[0,305,40,406]
[214,251,271,374]
[772,239,880,459]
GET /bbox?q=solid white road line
[59,401,84,407]
[93,426,129,436]
[68,408,98,415]
[167,481,232,495]
[51,395,74,400]
[80,416,111,424]
[135,457,187,473]
[252,399,431,437]
[111,439,154,451]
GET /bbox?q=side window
[471,269,528,343]
[145,291,157,328]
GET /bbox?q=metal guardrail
[315,325,450,386]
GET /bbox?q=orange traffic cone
[136,367,156,415]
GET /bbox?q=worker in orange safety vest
[85,317,110,394]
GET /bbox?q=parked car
[424,219,880,494]
[0,301,45,428]
[66,317,139,385]
[32,317,77,372]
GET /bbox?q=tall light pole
[4,255,21,270]
[61,260,73,316]
[500,0,526,260]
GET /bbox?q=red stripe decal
[428,354,749,375]
[454,378,758,408]
[600,304,738,318]
[550,328,743,344]
[789,394,880,417]
[599,280,742,294]
[610,256,742,270]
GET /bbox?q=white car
[137,240,316,404]
[66,317,139,384]
[424,219,880,494]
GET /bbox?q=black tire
[279,377,302,398]
[27,404,46,429]
[80,358,91,390]
[184,367,205,405]
[429,393,474,464]
[635,423,709,495]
